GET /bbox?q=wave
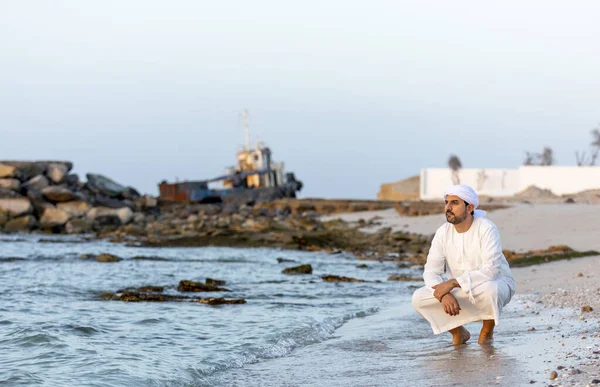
[189,307,379,385]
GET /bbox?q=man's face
[444,195,470,224]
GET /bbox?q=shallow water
[1,234,597,386]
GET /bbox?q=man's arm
[423,229,446,288]
[455,224,503,292]
[432,278,461,301]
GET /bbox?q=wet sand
[321,203,600,385]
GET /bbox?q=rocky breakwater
[0,161,156,234]
[106,200,435,265]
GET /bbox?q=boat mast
[243,108,250,151]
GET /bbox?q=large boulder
[0,178,21,191]
[0,161,46,181]
[4,215,37,233]
[46,163,68,184]
[0,196,33,217]
[57,200,91,218]
[86,174,126,198]
[25,189,55,217]
[23,175,49,192]
[65,174,80,189]
[41,186,78,203]
[87,206,133,225]
[121,187,141,200]
[0,164,18,178]
[0,210,8,227]
[39,208,70,228]
[92,195,131,209]
[65,218,92,234]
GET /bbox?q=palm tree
[448,155,462,184]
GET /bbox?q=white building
[420,166,600,200]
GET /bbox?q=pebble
[550,370,558,380]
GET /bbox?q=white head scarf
[443,184,487,218]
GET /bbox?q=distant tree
[575,124,600,166]
[448,155,462,184]
[590,125,600,166]
[524,147,554,166]
[523,151,537,166]
[540,147,554,165]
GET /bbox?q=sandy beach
[324,203,600,385]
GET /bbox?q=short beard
[446,211,467,225]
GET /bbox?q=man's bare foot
[449,326,470,345]
[478,320,495,344]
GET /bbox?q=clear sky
[2,1,599,198]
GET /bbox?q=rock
[137,195,157,209]
[550,370,558,380]
[277,257,296,263]
[0,178,21,191]
[65,218,92,234]
[0,163,18,178]
[39,208,70,228]
[0,189,23,199]
[4,215,37,233]
[87,206,133,225]
[0,198,33,217]
[41,186,78,202]
[132,212,145,224]
[116,286,165,293]
[92,195,131,209]
[22,175,49,192]
[96,253,121,262]
[205,278,226,286]
[565,197,575,203]
[387,274,422,281]
[241,218,271,232]
[0,210,8,227]
[92,215,122,231]
[46,163,68,184]
[113,292,182,302]
[177,280,228,292]
[121,186,141,200]
[29,196,55,218]
[57,201,91,218]
[0,161,47,181]
[282,264,313,275]
[86,173,126,198]
[65,173,80,188]
[198,298,246,305]
[591,379,600,384]
[356,264,368,269]
[581,305,593,313]
[577,272,583,277]
[321,275,365,282]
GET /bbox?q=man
[412,184,515,345]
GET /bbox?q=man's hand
[440,293,461,316]
[432,279,460,301]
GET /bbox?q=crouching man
[412,184,515,345]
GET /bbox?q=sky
[1,1,600,199]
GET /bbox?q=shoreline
[323,203,600,384]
